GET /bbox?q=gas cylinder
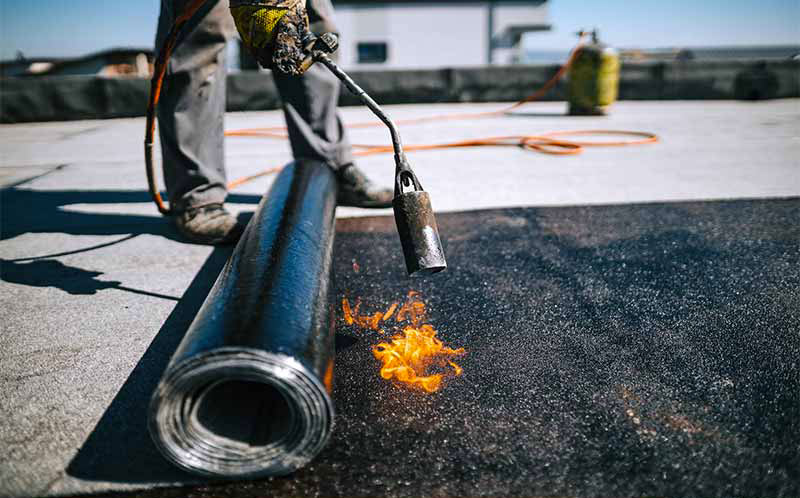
[567,30,620,115]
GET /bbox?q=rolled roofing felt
[149,160,338,477]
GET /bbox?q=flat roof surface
[1,100,799,497]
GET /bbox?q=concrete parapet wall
[1,76,150,123]
[619,60,799,100]
[2,59,798,123]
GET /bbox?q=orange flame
[342,297,392,332]
[382,302,398,322]
[395,291,427,328]
[341,291,466,393]
[373,324,465,393]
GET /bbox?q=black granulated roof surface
[89,198,800,498]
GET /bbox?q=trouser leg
[272,0,354,171]
[155,0,236,211]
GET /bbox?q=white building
[332,0,551,70]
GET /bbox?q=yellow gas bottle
[567,30,620,115]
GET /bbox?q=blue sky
[532,0,800,50]
[1,0,799,60]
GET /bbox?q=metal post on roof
[487,0,495,64]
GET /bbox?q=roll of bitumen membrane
[149,160,338,478]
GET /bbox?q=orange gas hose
[145,0,209,215]
[222,33,657,190]
[147,23,657,213]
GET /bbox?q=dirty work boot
[337,163,393,208]
[174,203,245,245]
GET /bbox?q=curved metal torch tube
[313,50,447,277]
[314,52,405,159]
[149,160,338,478]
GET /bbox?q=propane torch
[303,33,447,277]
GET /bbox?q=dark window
[357,42,388,63]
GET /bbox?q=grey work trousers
[155,0,352,210]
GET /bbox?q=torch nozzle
[392,165,447,276]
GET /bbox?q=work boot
[173,203,245,245]
[337,163,393,208]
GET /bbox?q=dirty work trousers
[155,0,352,210]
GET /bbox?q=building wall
[333,1,549,70]
[490,2,550,63]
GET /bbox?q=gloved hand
[229,0,312,75]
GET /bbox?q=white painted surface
[333,1,550,69]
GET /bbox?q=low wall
[2,59,798,123]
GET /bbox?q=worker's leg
[272,0,392,207]
[156,0,243,243]
[272,64,353,171]
[155,0,235,211]
[272,0,352,171]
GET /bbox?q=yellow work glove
[230,0,311,75]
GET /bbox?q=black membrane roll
[149,160,338,477]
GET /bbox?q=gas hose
[145,11,658,215]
